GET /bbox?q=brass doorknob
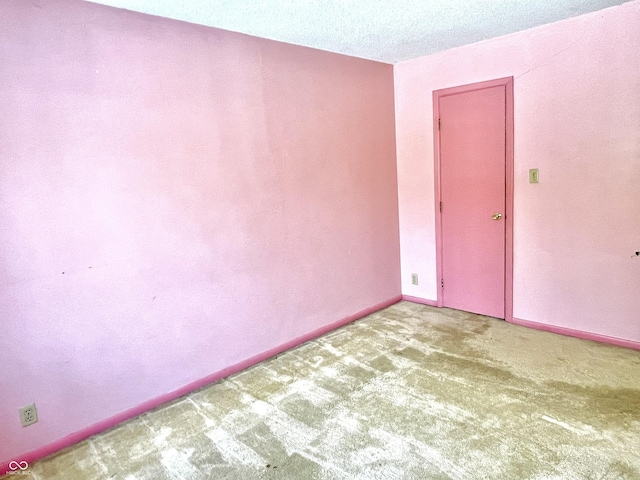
[492,213,503,220]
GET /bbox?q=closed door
[438,84,506,318]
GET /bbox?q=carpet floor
[10,301,640,479]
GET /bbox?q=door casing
[433,77,514,321]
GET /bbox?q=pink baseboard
[1,294,402,474]
[401,295,438,306]
[509,317,640,351]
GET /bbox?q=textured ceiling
[84,0,629,63]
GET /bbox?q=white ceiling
[84,0,630,63]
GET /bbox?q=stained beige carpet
[10,301,640,479]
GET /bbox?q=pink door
[439,85,506,318]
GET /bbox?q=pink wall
[0,0,400,465]
[395,1,640,342]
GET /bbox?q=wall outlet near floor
[411,273,419,285]
[19,403,38,427]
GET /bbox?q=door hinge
[441,279,444,290]
[438,118,441,130]
[439,201,442,212]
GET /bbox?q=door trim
[433,77,514,321]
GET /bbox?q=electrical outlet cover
[19,403,38,427]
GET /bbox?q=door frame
[433,77,514,321]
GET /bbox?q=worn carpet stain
[10,301,640,479]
